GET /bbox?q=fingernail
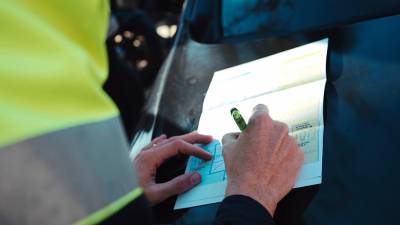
[190,172,201,185]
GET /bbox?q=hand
[133,131,213,206]
[222,104,304,216]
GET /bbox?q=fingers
[142,131,212,152]
[222,132,239,145]
[142,134,167,151]
[154,139,212,163]
[172,131,213,144]
[276,138,304,190]
[269,135,296,167]
[152,172,202,203]
[248,104,272,129]
[152,134,167,145]
[252,104,269,114]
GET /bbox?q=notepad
[175,39,328,209]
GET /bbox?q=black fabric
[100,194,274,225]
[100,194,155,225]
[212,195,275,225]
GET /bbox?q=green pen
[230,107,247,131]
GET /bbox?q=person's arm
[213,195,275,225]
[212,104,304,225]
[99,194,155,225]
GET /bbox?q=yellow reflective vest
[0,1,141,224]
[0,0,117,147]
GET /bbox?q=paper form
[174,39,328,209]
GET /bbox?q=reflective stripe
[73,188,142,225]
[0,117,139,225]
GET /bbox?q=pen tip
[230,107,238,114]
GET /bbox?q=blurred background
[104,0,184,137]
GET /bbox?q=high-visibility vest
[0,1,141,224]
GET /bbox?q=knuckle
[169,136,178,141]
[275,121,289,135]
[172,139,184,146]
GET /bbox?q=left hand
[133,131,213,206]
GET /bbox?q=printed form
[175,39,328,209]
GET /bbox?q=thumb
[252,104,269,114]
[154,172,201,202]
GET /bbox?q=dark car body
[129,0,400,224]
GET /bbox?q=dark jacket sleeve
[99,194,155,225]
[99,194,274,225]
[212,195,275,225]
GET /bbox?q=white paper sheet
[175,39,328,209]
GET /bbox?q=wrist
[226,184,277,216]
